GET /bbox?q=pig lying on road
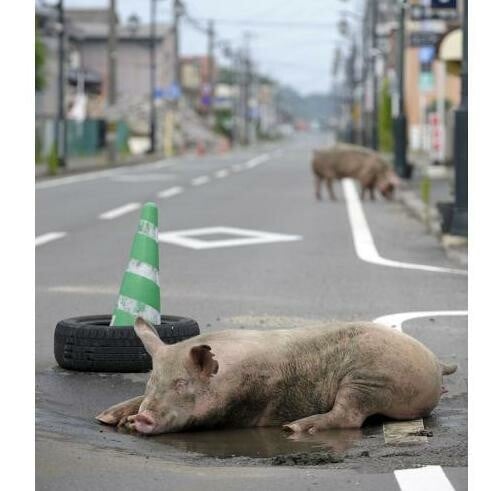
[97,317,456,435]
[312,143,399,201]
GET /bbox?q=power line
[191,17,337,30]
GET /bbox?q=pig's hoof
[283,422,316,433]
[95,412,118,425]
[282,423,299,433]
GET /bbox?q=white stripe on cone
[126,259,159,285]
[137,219,158,241]
[114,295,161,325]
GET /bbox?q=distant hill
[276,85,334,124]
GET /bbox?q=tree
[35,25,46,92]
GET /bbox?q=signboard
[409,4,459,20]
[431,0,457,9]
[409,31,443,47]
[155,83,181,101]
[419,72,435,92]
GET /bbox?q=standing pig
[97,317,456,435]
[311,143,399,201]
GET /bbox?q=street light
[149,0,157,153]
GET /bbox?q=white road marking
[373,310,468,331]
[159,226,302,250]
[35,232,67,247]
[231,163,244,172]
[342,179,467,275]
[394,465,456,491]
[157,186,184,199]
[36,158,178,189]
[244,153,271,168]
[99,202,141,220]
[110,173,175,183]
[47,285,117,294]
[191,175,210,186]
[215,169,229,179]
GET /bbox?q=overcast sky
[62,0,364,96]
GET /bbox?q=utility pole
[56,0,67,168]
[107,0,117,163]
[393,0,410,178]
[207,19,215,116]
[370,0,378,150]
[149,0,157,153]
[448,0,468,236]
[360,5,368,147]
[242,32,254,145]
[173,0,182,93]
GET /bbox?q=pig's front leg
[96,395,144,426]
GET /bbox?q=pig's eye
[173,378,188,393]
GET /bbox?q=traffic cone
[110,202,161,326]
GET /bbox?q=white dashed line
[157,186,184,199]
[231,164,244,172]
[395,465,456,491]
[342,179,467,275]
[244,153,271,168]
[35,232,67,247]
[99,202,141,220]
[215,169,229,179]
[191,176,210,186]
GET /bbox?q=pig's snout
[133,411,157,434]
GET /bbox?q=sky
[61,0,365,96]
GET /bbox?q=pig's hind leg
[96,395,144,426]
[326,177,337,201]
[283,387,370,434]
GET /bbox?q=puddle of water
[133,426,366,459]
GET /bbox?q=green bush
[47,142,59,176]
[213,109,233,139]
[378,78,393,153]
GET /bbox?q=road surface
[36,133,467,490]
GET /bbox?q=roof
[70,22,170,41]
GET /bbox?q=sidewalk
[396,153,468,267]
[35,151,166,180]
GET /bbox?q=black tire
[54,315,200,372]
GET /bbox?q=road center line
[99,203,141,220]
[157,186,184,199]
[215,169,229,179]
[35,232,67,247]
[342,179,467,275]
[244,153,271,168]
[191,176,210,186]
[394,465,456,491]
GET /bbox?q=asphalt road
[36,133,467,490]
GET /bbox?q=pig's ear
[134,317,163,356]
[185,345,219,380]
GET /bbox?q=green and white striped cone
[110,202,161,326]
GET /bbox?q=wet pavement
[36,133,467,489]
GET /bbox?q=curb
[397,189,468,268]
